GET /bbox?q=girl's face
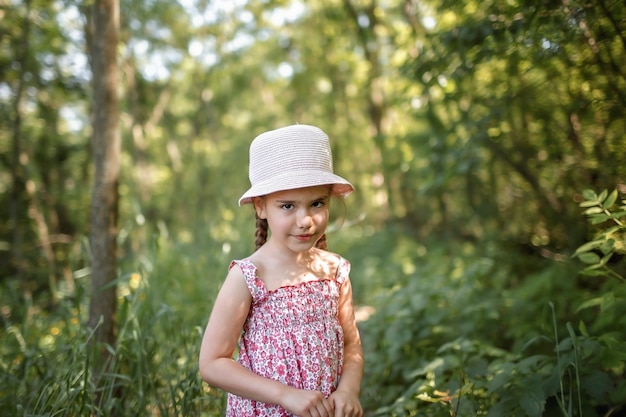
[254,185,331,253]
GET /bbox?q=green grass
[1,223,229,416]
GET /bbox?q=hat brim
[238,170,354,206]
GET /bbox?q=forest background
[1,0,625,416]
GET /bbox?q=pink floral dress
[226,258,350,417]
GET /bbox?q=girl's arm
[198,264,334,416]
[329,276,364,417]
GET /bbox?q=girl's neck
[250,243,333,291]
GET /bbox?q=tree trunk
[87,0,120,406]
[9,0,32,282]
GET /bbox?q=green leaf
[598,189,608,202]
[576,292,615,313]
[584,207,604,215]
[578,252,600,264]
[580,267,608,276]
[516,355,549,373]
[576,297,603,312]
[582,371,613,402]
[582,189,597,200]
[602,189,618,209]
[520,383,546,416]
[572,240,603,257]
[565,322,577,340]
[612,211,626,219]
[579,200,598,208]
[603,226,621,235]
[601,349,626,369]
[599,292,615,312]
[556,337,574,352]
[599,239,615,255]
[487,368,512,391]
[591,214,610,224]
[598,252,613,267]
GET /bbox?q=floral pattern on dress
[225,258,350,417]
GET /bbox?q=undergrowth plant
[571,189,625,283]
[2,190,624,416]
[0,223,228,417]
[359,189,626,416]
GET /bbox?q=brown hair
[254,213,268,250]
[254,212,328,251]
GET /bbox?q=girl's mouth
[294,234,314,242]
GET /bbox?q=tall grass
[0,222,231,416]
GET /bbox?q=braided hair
[254,213,268,250]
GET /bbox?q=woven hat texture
[238,124,354,205]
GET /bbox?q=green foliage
[359,191,626,416]
[2,193,626,416]
[571,189,626,282]
[0,226,228,416]
[397,0,626,250]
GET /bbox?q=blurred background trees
[1,0,624,415]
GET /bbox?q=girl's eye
[312,201,326,208]
[280,203,294,210]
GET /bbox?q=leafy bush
[359,189,626,416]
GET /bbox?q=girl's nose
[297,210,313,228]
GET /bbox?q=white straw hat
[238,124,354,205]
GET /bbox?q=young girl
[199,124,364,417]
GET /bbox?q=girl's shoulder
[229,258,256,271]
[228,258,267,299]
[313,247,348,263]
[312,249,351,283]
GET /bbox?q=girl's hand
[328,389,363,417]
[281,388,334,417]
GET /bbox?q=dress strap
[229,259,267,301]
[335,257,352,285]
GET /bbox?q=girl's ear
[253,197,266,219]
